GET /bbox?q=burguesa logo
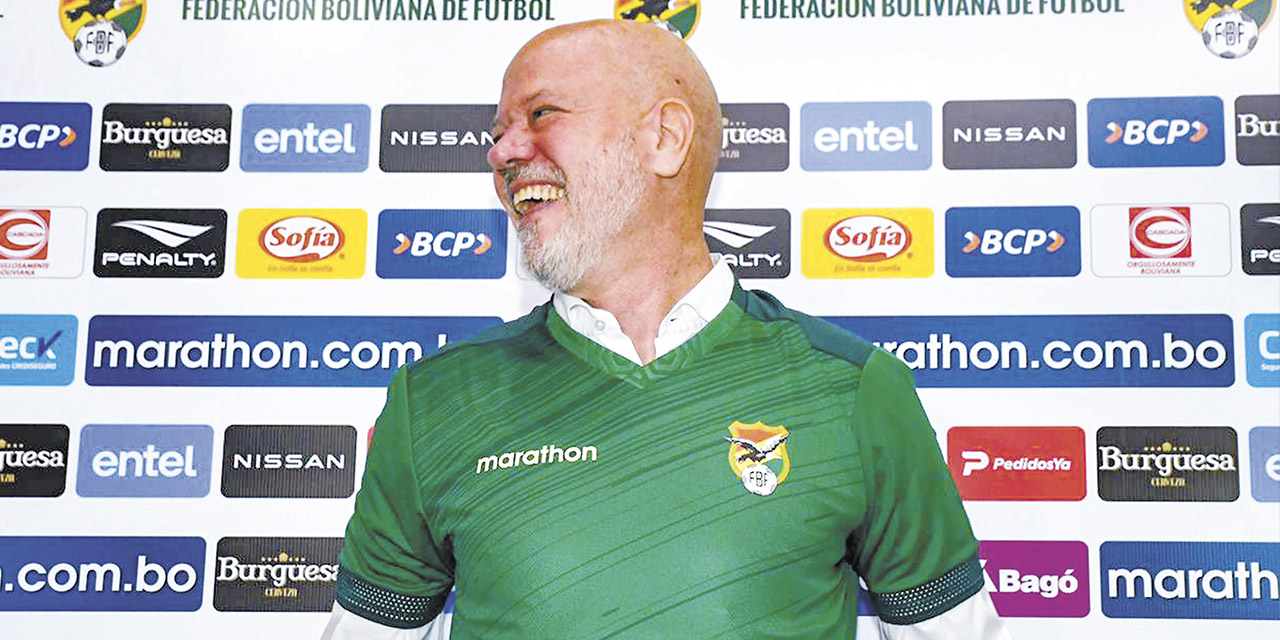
[823,215,911,262]
[258,217,344,262]
[0,210,50,260]
[1130,207,1191,259]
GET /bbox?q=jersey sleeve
[336,365,454,628]
[846,349,985,626]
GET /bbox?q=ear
[646,98,695,178]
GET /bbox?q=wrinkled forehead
[494,28,639,124]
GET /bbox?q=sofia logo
[0,210,51,260]
[1129,207,1191,259]
[823,215,912,262]
[259,217,344,263]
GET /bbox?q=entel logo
[1105,119,1209,146]
[1130,207,1191,259]
[253,122,357,156]
[259,217,344,262]
[0,123,77,150]
[0,210,50,260]
[824,215,911,262]
[962,229,1065,255]
[393,231,492,257]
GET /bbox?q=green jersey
[337,285,982,638]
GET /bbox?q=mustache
[500,163,565,189]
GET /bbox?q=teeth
[512,184,565,213]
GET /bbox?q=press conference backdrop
[1,1,1278,638]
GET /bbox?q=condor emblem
[615,1,700,40]
[725,421,790,496]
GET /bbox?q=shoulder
[735,286,880,369]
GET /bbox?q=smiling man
[323,20,1008,640]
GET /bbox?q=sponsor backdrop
[0,1,1277,639]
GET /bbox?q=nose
[487,124,534,171]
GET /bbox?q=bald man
[324,20,1008,640]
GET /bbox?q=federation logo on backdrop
[1101,541,1279,619]
[943,99,1076,169]
[376,209,507,279]
[703,209,789,278]
[1236,95,1279,165]
[221,425,356,498]
[76,424,212,498]
[379,105,496,173]
[236,208,366,279]
[726,421,790,496]
[1252,427,1280,502]
[0,315,77,386]
[0,208,88,278]
[802,208,933,278]
[718,104,789,171]
[242,104,370,172]
[615,1,699,39]
[214,537,341,612]
[1097,426,1239,502]
[1090,204,1230,277]
[0,424,69,497]
[0,102,91,171]
[1246,314,1280,387]
[60,0,146,67]
[947,427,1086,501]
[100,104,231,171]
[94,209,226,278]
[800,102,931,171]
[980,541,1089,618]
[1185,1,1273,59]
[1088,97,1224,168]
[946,206,1080,278]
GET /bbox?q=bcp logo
[76,425,213,498]
[0,207,88,279]
[241,104,370,172]
[802,208,933,278]
[1101,541,1280,619]
[1252,427,1280,502]
[0,315,77,386]
[799,102,931,171]
[236,209,366,279]
[980,541,1089,618]
[1091,204,1231,277]
[0,102,91,171]
[945,206,1080,278]
[1246,313,1280,387]
[1088,97,1225,168]
[376,209,507,279]
[947,427,1086,501]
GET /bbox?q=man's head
[487,20,720,293]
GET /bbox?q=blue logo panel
[1252,427,1280,503]
[945,206,1081,277]
[1100,542,1280,619]
[800,102,931,171]
[240,104,370,172]
[0,315,78,386]
[0,102,92,171]
[376,209,508,279]
[1087,97,1225,168]
[1246,314,1280,387]
[84,315,502,387]
[76,425,213,498]
[824,315,1233,388]
[0,537,204,611]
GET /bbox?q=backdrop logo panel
[94,209,226,278]
[236,208,366,279]
[0,315,77,386]
[801,208,933,278]
[83,315,501,387]
[615,0,699,39]
[1236,95,1279,165]
[703,209,790,279]
[947,427,1086,501]
[76,425,213,498]
[1087,96,1225,168]
[718,103,789,171]
[980,540,1089,618]
[0,536,204,611]
[221,425,356,498]
[1100,541,1280,619]
[0,102,91,170]
[213,537,341,612]
[823,314,1234,388]
[1184,1,1275,59]
[1246,313,1280,387]
[1242,203,1280,275]
[379,105,496,173]
[1097,426,1239,502]
[799,102,931,171]
[1252,427,1280,502]
[0,424,69,498]
[241,104,370,172]
[945,206,1080,278]
[1090,204,1231,277]
[59,0,146,67]
[942,99,1077,169]
[99,104,232,172]
[0,207,87,278]
[376,209,507,279]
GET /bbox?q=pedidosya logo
[1088,97,1224,168]
[242,104,370,172]
[214,537,341,612]
[980,541,1089,618]
[945,206,1080,278]
[1097,427,1239,502]
[100,104,232,172]
[0,102,91,171]
[615,0,699,39]
[947,427,1086,501]
[236,208,366,279]
[221,425,356,498]
[1184,1,1274,59]
[703,209,790,279]
[718,104,789,172]
[94,209,226,278]
[1101,541,1279,619]
[380,105,496,173]
[0,424,69,498]
[76,425,213,498]
[59,0,146,67]
[0,207,88,279]
[802,208,933,278]
[1236,95,1279,166]
[377,209,507,279]
[0,315,77,386]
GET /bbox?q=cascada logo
[1101,541,1280,619]
[0,424,69,497]
[214,537,341,612]
[0,315,77,386]
[59,0,147,67]
[1088,97,1224,168]
[980,541,1089,618]
[0,102,91,171]
[946,206,1080,278]
[236,209,366,279]
[802,209,933,278]
[1130,206,1192,259]
[242,104,369,172]
[1246,313,1280,387]
[221,425,356,498]
[76,424,212,498]
[1097,426,1239,502]
[947,427,1086,501]
[800,102,931,171]
[1252,427,1280,502]
[376,209,507,279]
[1091,204,1231,277]
[943,99,1077,170]
[94,209,226,278]
[1184,1,1274,59]
[703,209,790,279]
[379,105,496,173]
[1242,203,1280,275]
[1236,95,1279,165]
[717,104,789,172]
[0,208,88,279]
[100,104,232,172]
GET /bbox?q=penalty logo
[1185,1,1274,58]
[59,0,147,67]
[614,1,700,40]
[725,421,790,496]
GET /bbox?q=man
[323,20,1009,639]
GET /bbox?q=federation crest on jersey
[1184,1,1273,58]
[725,421,790,496]
[614,1,700,40]
[60,0,147,67]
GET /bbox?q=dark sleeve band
[335,566,449,629]
[870,555,985,626]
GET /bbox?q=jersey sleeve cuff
[335,566,448,629]
[870,555,985,626]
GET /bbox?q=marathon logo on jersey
[0,536,204,611]
[379,104,495,173]
[947,427,1085,501]
[1087,96,1225,168]
[1252,427,1280,502]
[799,102,931,171]
[943,99,1076,169]
[241,104,370,172]
[718,103,789,171]
[99,104,232,172]
[94,209,226,278]
[214,537,341,612]
[945,206,1080,278]
[236,208,366,279]
[1242,203,1280,275]
[376,209,507,279]
[0,102,91,171]
[0,207,88,279]
[802,208,933,278]
[1246,313,1280,388]
[76,425,212,498]
[1097,427,1238,502]
[0,315,77,386]
[1236,95,1279,165]
[703,209,790,279]
[0,425,69,498]
[980,541,1089,618]
[1090,204,1231,277]
[1100,541,1280,619]
[221,425,356,498]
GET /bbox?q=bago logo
[943,99,1076,170]
[1088,96,1225,168]
[946,206,1080,278]
[980,541,1089,618]
[0,207,87,279]
[1242,203,1280,275]
[380,104,496,173]
[802,209,932,278]
[94,209,226,278]
[1246,313,1280,387]
[0,424,69,498]
[236,209,366,279]
[1236,95,1279,166]
[0,315,77,386]
[376,209,507,279]
[1251,427,1280,502]
[1097,426,1239,502]
[800,102,931,171]
[221,425,356,498]
[1101,541,1279,619]
[0,102,91,171]
[214,537,341,612]
[1090,204,1230,277]
[703,209,790,279]
[76,425,212,498]
[718,103,789,172]
[947,427,1085,501]
[241,104,370,172]
[99,104,232,172]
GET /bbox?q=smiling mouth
[512,184,566,216]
